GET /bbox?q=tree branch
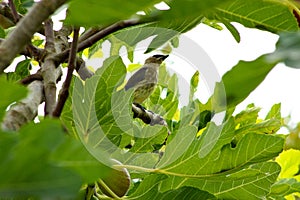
[8,0,19,23]
[54,19,141,63]
[20,73,43,85]
[0,0,67,72]
[52,27,80,117]
[25,44,44,61]
[76,57,94,80]
[78,27,102,42]
[44,19,55,52]
[132,104,168,126]
[1,80,44,131]
[41,19,60,116]
[0,38,43,59]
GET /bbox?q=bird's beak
[160,55,169,61]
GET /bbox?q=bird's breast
[144,68,158,83]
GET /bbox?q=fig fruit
[98,159,130,198]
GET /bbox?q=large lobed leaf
[66,0,230,27]
[72,56,128,156]
[215,0,298,33]
[66,0,161,26]
[0,119,110,198]
[122,109,284,199]
[154,120,284,199]
[128,174,216,200]
[158,118,283,174]
[72,56,169,168]
[159,162,281,199]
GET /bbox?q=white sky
[185,23,300,124]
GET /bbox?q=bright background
[185,23,300,124]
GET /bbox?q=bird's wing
[125,67,147,90]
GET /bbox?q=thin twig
[8,0,19,23]
[52,27,80,117]
[20,73,43,85]
[78,27,102,42]
[25,44,44,61]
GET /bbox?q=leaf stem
[113,164,245,178]
[113,164,158,173]
[98,179,122,199]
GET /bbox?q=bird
[125,54,169,104]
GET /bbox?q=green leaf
[215,0,298,33]
[6,59,32,82]
[269,178,300,198]
[108,34,136,59]
[160,120,284,174]
[50,137,111,183]
[189,70,199,102]
[157,125,197,168]
[222,20,241,43]
[0,76,27,120]
[60,77,81,139]
[128,174,167,198]
[32,39,44,47]
[145,64,179,119]
[130,126,168,153]
[153,115,284,198]
[276,149,300,180]
[14,0,33,14]
[234,104,261,127]
[66,0,161,26]
[266,103,281,120]
[94,56,128,147]
[202,18,223,30]
[0,120,82,198]
[268,32,300,68]
[127,63,142,73]
[157,0,229,21]
[0,119,111,198]
[0,27,5,38]
[159,162,281,199]
[210,55,277,111]
[72,56,127,156]
[170,36,179,48]
[236,118,282,135]
[128,174,216,199]
[15,59,31,77]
